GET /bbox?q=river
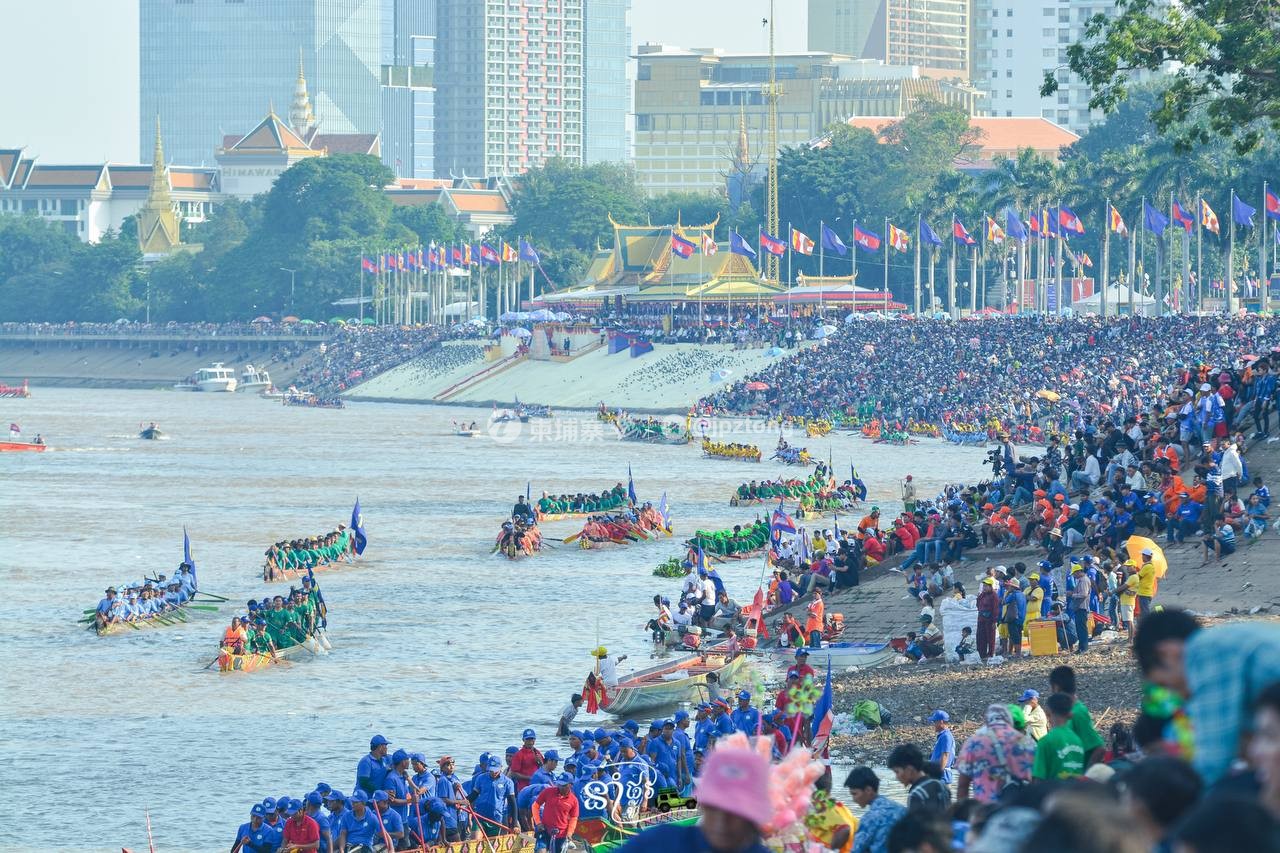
[0,389,987,850]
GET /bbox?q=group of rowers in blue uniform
[92,563,196,631]
[232,698,804,853]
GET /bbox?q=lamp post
[279,267,296,316]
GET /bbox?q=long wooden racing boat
[600,641,748,715]
[218,632,329,673]
[766,641,897,669]
[93,605,193,636]
[535,509,593,523]
[579,811,697,853]
[263,559,348,584]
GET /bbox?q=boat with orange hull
[0,440,45,452]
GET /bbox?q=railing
[433,352,527,401]
[0,327,331,344]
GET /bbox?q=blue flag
[1233,194,1257,227]
[850,464,867,501]
[919,220,942,247]
[350,498,367,555]
[1005,209,1029,242]
[658,491,670,529]
[526,480,531,502]
[627,465,637,505]
[811,659,834,748]
[519,239,540,264]
[1143,200,1169,237]
[182,527,197,589]
[729,230,758,260]
[820,223,848,255]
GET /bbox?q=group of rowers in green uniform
[262,525,354,582]
[218,576,328,668]
[535,484,629,516]
[687,519,770,557]
[731,472,832,505]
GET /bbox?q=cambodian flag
[350,498,367,555]
[952,219,976,246]
[810,659,834,757]
[853,225,881,253]
[770,499,797,542]
[1267,189,1280,221]
[671,232,696,258]
[759,231,787,256]
[1057,206,1085,236]
[361,256,377,274]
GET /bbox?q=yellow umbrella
[1126,536,1168,578]
[1036,390,1061,402]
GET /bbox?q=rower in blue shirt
[711,701,737,737]
[372,791,406,847]
[472,756,516,834]
[730,691,761,734]
[646,721,681,784]
[357,734,392,795]
[302,792,333,853]
[575,763,609,820]
[96,587,117,616]
[384,749,414,822]
[338,791,381,850]
[671,711,694,787]
[693,704,714,751]
[234,804,279,853]
[530,749,560,788]
[432,755,468,842]
[594,729,620,761]
[163,584,184,608]
[323,790,348,836]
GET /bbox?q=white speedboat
[238,364,272,392]
[766,641,897,669]
[173,363,238,392]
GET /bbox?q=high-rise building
[139,0,382,167]
[972,0,1141,133]
[633,45,978,196]
[436,0,584,177]
[380,0,437,178]
[808,0,971,80]
[582,0,631,164]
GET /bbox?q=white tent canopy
[1072,285,1157,314]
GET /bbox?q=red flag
[759,231,787,256]
[952,219,976,245]
[1266,189,1280,220]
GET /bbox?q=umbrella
[711,368,733,383]
[282,316,300,323]
[299,319,316,325]
[529,308,555,321]
[1126,536,1168,578]
[252,316,273,323]
[1036,390,1061,402]
[360,318,377,325]
[766,346,784,356]
[347,318,361,324]
[510,327,532,339]
[745,381,769,391]
[844,313,858,323]
[328,317,347,325]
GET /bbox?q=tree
[392,203,466,247]
[1045,0,1280,153]
[644,192,730,229]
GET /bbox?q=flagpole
[527,240,535,308]
[1101,200,1110,319]
[1128,205,1137,316]
[359,262,365,323]
[1196,193,1204,313]
[786,220,793,292]
[1016,223,1026,313]
[1181,203,1191,315]
[969,238,978,315]
[883,216,890,312]
[927,241,936,316]
[819,219,825,281]
[948,218,957,320]
[1228,188,1237,316]
[698,232,705,334]
[1262,181,1270,310]
[851,220,858,313]
[914,214,922,316]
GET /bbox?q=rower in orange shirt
[803,590,825,647]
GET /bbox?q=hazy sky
[0,0,807,164]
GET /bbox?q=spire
[735,103,750,173]
[290,48,317,138]
[138,115,181,255]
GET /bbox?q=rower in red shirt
[509,728,544,792]
[280,801,320,852]
[792,648,816,680]
[532,773,580,853]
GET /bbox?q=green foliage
[393,203,466,248]
[1046,0,1280,154]
[0,216,140,322]
[653,556,686,578]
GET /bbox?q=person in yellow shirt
[1118,561,1139,641]
[1025,574,1045,630]
[805,769,859,853]
[1136,548,1158,618]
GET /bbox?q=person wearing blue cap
[357,734,392,796]
[730,691,760,736]
[415,796,449,846]
[263,798,286,834]
[672,710,694,787]
[234,803,280,853]
[323,790,347,835]
[928,710,955,784]
[472,756,517,835]
[1020,689,1047,741]
[530,750,561,788]
[432,756,468,842]
[510,729,543,794]
[384,748,413,824]
[516,781,549,832]
[302,791,332,853]
[338,791,381,851]
[371,789,406,847]
[533,772,580,853]
[281,796,321,852]
[595,729,619,762]
[646,720,682,789]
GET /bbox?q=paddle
[563,532,583,544]
[193,591,229,602]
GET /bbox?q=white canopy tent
[1072,285,1157,314]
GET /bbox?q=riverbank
[0,339,313,389]
[347,341,795,413]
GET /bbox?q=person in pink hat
[615,747,772,853]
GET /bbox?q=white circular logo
[488,418,523,444]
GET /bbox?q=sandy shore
[348,342,795,413]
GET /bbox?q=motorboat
[598,641,747,715]
[260,386,284,399]
[173,363,238,392]
[0,439,45,452]
[238,364,272,392]
[766,641,897,669]
[139,423,165,440]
